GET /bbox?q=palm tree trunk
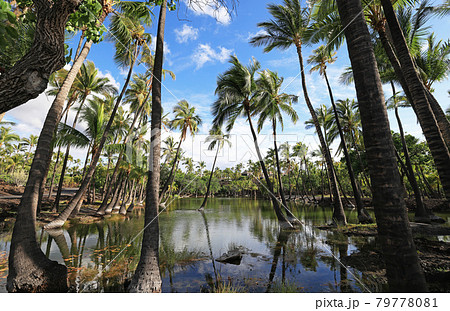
[336,0,426,291]
[128,0,166,292]
[391,82,430,222]
[199,144,220,210]
[296,43,346,225]
[48,146,61,202]
[44,42,140,229]
[324,70,371,223]
[273,120,298,223]
[377,25,450,147]
[245,108,293,229]
[160,139,183,202]
[6,26,101,291]
[381,0,450,200]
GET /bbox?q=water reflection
[1,198,429,293]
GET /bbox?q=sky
[3,0,450,171]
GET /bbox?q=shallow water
[0,198,448,293]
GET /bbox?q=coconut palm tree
[0,126,20,149]
[254,69,299,223]
[336,0,426,291]
[129,0,167,293]
[53,62,118,212]
[160,100,202,202]
[198,127,231,210]
[380,0,450,200]
[250,0,346,224]
[308,45,372,223]
[45,2,152,229]
[212,55,293,228]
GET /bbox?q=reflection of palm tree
[200,211,219,287]
[266,230,292,293]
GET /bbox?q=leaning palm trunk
[376,25,450,147]
[198,144,220,210]
[324,70,372,223]
[380,0,450,200]
[273,120,299,224]
[245,107,293,229]
[44,43,140,229]
[6,31,101,292]
[296,43,346,225]
[336,0,426,292]
[128,0,166,292]
[96,93,149,214]
[159,139,182,203]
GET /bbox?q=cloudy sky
[4,0,450,170]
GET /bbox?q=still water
[0,198,424,293]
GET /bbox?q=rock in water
[216,250,243,265]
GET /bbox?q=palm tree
[212,55,293,228]
[0,126,20,149]
[45,2,152,228]
[308,45,372,223]
[380,0,450,200]
[159,100,202,202]
[129,0,167,293]
[198,127,231,210]
[21,134,39,164]
[250,0,346,224]
[53,62,118,212]
[336,0,426,291]
[255,69,299,224]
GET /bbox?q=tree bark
[336,0,426,292]
[199,144,220,210]
[128,0,166,293]
[0,0,82,113]
[381,0,450,200]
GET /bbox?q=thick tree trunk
[296,44,346,225]
[0,0,82,113]
[128,0,166,293]
[336,0,426,291]
[381,0,450,200]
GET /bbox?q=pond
[0,198,448,293]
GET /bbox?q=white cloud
[184,0,232,25]
[174,24,199,43]
[192,44,232,69]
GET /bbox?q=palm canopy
[107,1,153,69]
[170,100,202,142]
[212,55,261,132]
[72,60,118,104]
[254,69,299,132]
[205,127,231,151]
[307,45,337,76]
[249,0,311,51]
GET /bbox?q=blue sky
[4,0,450,170]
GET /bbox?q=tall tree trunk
[159,139,183,202]
[6,25,102,292]
[381,0,450,200]
[273,120,298,224]
[324,70,371,223]
[296,44,346,225]
[198,144,220,210]
[44,42,140,229]
[245,107,293,229]
[336,0,426,291]
[391,82,430,222]
[128,0,166,292]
